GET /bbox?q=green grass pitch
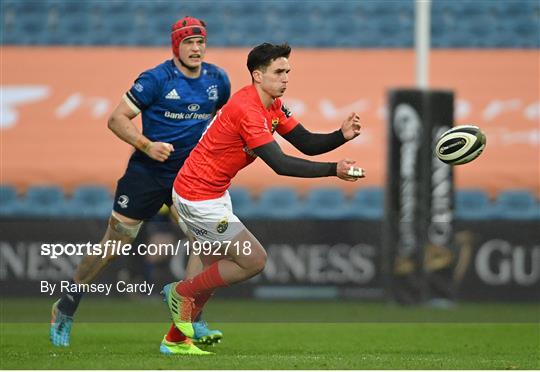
[1,298,539,369]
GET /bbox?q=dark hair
[247,43,291,75]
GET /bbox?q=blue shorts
[112,163,176,221]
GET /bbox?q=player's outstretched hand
[340,112,362,140]
[144,142,175,162]
[336,158,365,182]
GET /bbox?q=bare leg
[214,228,267,285]
[169,204,205,280]
[74,212,142,284]
[52,209,144,345]
[179,228,267,287]
[185,250,204,280]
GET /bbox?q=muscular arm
[253,140,336,178]
[107,97,173,162]
[107,97,150,151]
[282,123,347,156]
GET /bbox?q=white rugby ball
[435,125,486,165]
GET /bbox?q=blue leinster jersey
[124,60,230,179]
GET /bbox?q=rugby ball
[435,125,486,165]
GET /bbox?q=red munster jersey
[174,85,299,201]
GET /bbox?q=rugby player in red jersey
[49,16,229,355]
[161,43,364,350]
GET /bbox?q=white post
[415,0,431,89]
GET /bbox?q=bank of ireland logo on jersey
[165,89,181,100]
[207,85,218,101]
[188,103,200,112]
[216,217,228,233]
[117,195,129,209]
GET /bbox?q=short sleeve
[240,109,276,150]
[275,100,299,136]
[216,68,231,110]
[125,72,161,112]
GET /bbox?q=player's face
[178,37,206,69]
[259,57,290,98]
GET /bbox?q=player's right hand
[144,142,174,162]
[336,158,365,182]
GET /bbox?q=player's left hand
[340,112,362,140]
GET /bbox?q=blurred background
[1,0,539,310]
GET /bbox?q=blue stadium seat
[1,0,538,48]
[18,185,68,217]
[0,185,17,205]
[454,189,493,220]
[255,187,304,219]
[0,185,22,216]
[64,185,113,218]
[495,0,533,16]
[492,190,539,220]
[228,187,258,218]
[11,0,50,14]
[348,187,384,220]
[303,187,350,220]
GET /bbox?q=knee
[102,214,141,262]
[106,215,140,243]
[108,213,142,241]
[248,248,267,275]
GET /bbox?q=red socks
[193,290,214,320]
[175,261,227,298]
[165,323,187,343]
[165,290,214,343]
[167,262,227,343]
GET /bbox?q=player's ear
[252,70,263,84]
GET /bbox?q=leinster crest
[207,85,218,101]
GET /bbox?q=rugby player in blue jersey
[49,16,230,355]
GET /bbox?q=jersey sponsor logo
[187,103,200,112]
[206,85,218,101]
[271,118,279,133]
[216,217,228,233]
[165,89,181,100]
[134,83,144,93]
[164,111,212,120]
[193,227,208,236]
[117,195,129,209]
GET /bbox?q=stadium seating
[303,187,350,219]
[491,190,539,220]
[454,189,493,220]
[348,187,384,220]
[1,184,539,221]
[1,0,538,47]
[16,185,68,217]
[255,187,304,219]
[228,187,259,219]
[64,185,113,218]
[0,185,21,216]
[0,184,17,203]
